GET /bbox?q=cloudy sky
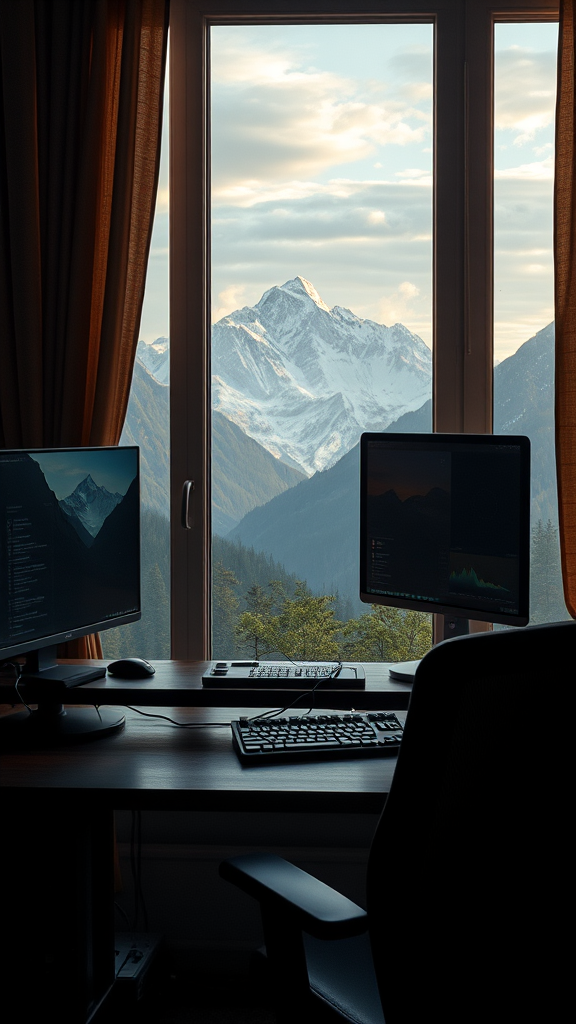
[139,20,558,364]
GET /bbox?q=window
[492,20,569,622]
[210,22,433,660]
[167,0,559,659]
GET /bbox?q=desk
[30,658,411,709]
[0,664,407,1023]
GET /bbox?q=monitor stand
[0,646,125,747]
[388,616,471,684]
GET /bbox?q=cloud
[154,187,169,214]
[211,38,432,194]
[212,181,432,248]
[494,45,557,144]
[494,156,553,180]
[212,285,248,323]
[377,280,428,335]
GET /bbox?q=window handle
[181,480,194,529]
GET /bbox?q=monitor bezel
[0,444,141,662]
[359,432,531,629]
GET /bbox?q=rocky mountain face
[137,276,432,478]
[212,276,431,475]
[136,337,169,385]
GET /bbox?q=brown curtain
[555,0,576,619]
[0,0,169,656]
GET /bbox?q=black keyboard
[231,711,404,765]
[203,661,365,689]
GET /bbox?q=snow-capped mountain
[136,337,169,385]
[59,475,123,541]
[136,278,432,475]
[212,276,431,474]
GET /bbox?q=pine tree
[212,562,241,659]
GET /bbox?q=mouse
[106,657,156,679]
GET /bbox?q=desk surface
[0,702,404,815]
[1,660,409,814]
[0,658,412,709]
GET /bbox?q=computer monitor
[360,433,530,679]
[0,446,140,742]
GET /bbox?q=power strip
[114,933,162,1001]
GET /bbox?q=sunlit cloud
[494,156,554,180]
[377,280,424,327]
[213,175,432,208]
[523,263,549,275]
[154,187,169,214]
[211,37,432,192]
[212,285,248,323]
[494,45,557,144]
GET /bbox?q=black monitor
[0,446,140,742]
[360,433,530,680]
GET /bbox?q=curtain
[0,0,168,657]
[556,0,576,619]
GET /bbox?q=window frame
[168,0,559,659]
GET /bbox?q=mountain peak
[77,474,98,495]
[257,276,331,315]
[281,276,331,311]
[212,277,431,474]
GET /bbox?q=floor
[98,959,276,1024]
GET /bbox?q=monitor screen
[360,433,530,629]
[0,446,141,667]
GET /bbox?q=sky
[30,450,138,500]
[139,20,558,365]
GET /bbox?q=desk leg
[2,805,115,1023]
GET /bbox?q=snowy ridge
[212,276,431,474]
[136,337,169,385]
[137,277,432,475]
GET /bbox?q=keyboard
[203,661,365,689]
[231,711,404,764]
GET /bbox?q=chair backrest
[367,619,572,1024]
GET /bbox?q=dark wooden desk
[1,668,407,1024]
[75,658,412,710]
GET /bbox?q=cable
[122,706,231,728]
[248,660,344,722]
[0,660,33,711]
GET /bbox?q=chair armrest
[220,852,368,940]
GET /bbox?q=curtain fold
[555,0,576,619]
[0,0,169,656]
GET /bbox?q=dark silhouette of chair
[220,620,571,1024]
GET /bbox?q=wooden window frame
[168,0,559,659]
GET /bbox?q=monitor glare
[360,433,530,678]
[0,446,140,742]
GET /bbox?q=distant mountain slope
[120,359,169,517]
[122,357,306,530]
[229,322,557,605]
[493,321,555,525]
[213,275,431,474]
[136,337,169,384]
[213,411,306,534]
[230,443,361,604]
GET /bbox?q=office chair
[220,619,571,1024]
